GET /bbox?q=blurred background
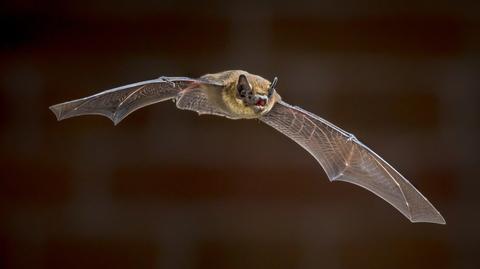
[1,1,479,268]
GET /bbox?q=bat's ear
[268,77,278,97]
[237,74,252,98]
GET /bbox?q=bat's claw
[159,76,176,88]
[347,133,357,142]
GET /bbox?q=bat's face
[223,73,279,118]
[236,74,271,107]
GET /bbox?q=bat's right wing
[260,100,445,224]
[49,77,225,125]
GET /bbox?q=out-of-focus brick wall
[1,1,479,268]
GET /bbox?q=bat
[49,70,445,224]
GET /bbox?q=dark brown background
[1,1,479,268]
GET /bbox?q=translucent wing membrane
[261,101,445,224]
[49,77,219,125]
[175,88,231,118]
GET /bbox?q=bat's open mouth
[255,98,266,106]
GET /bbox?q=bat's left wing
[49,77,224,125]
[260,100,445,224]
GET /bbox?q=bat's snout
[255,96,268,107]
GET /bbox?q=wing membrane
[176,88,237,118]
[49,77,221,125]
[260,100,445,224]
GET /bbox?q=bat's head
[234,73,279,115]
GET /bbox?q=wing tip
[111,112,124,126]
[410,212,446,225]
[49,104,64,121]
[49,100,121,125]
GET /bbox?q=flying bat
[49,70,445,224]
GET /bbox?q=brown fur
[200,70,281,119]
